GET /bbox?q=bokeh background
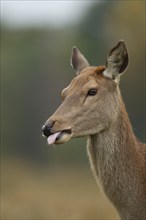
[1,1,145,219]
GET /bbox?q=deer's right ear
[103,40,129,80]
[70,46,89,75]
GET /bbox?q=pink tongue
[47,132,61,145]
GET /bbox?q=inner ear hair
[103,40,129,80]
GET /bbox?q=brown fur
[43,43,146,219]
[87,91,146,219]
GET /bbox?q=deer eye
[87,88,97,96]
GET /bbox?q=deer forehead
[62,74,97,97]
[62,65,115,95]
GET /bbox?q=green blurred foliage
[1,2,145,219]
[1,1,145,166]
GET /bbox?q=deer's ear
[103,40,129,80]
[70,46,89,74]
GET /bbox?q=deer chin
[47,129,72,145]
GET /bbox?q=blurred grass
[1,157,118,219]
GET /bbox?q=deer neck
[87,95,138,175]
[87,95,146,218]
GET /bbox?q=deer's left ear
[103,40,129,80]
[70,46,89,75]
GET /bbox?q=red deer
[42,41,146,220]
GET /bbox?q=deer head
[42,40,129,145]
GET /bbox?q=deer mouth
[47,129,72,145]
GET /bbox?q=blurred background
[1,1,145,219]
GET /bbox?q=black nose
[42,121,54,137]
